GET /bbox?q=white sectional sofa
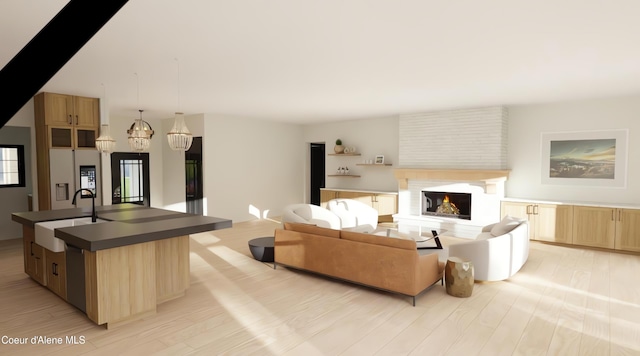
[447,216,529,282]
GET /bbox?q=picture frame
[540,129,628,188]
[374,155,385,165]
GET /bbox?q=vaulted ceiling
[3,0,640,124]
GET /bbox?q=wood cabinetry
[615,209,640,252]
[500,201,573,243]
[45,249,67,300]
[320,189,398,222]
[22,226,46,286]
[34,92,100,149]
[572,206,640,251]
[503,200,640,253]
[33,92,101,211]
[572,206,615,249]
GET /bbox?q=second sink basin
[35,217,108,252]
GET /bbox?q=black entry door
[185,137,203,215]
[310,143,325,206]
[111,152,150,206]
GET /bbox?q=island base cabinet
[156,235,190,303]
[84,236,190,329]
[22,226,46,286]
[85,241,157,328]
[45,249,66,300]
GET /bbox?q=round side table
[248,236,274,262]
[445,257,474,298]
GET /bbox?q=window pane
[0,145,24,187]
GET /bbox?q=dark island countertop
[11,204,232,251]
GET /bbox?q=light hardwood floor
[1,219,639,355]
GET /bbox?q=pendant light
[167,58,193,151]
[127,73,154,152]
[127,109,154,152]
[95,83,116,153]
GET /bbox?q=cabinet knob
[68,114,72,125]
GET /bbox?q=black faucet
[72,189,97,223]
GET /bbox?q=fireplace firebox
[421,191,471,220]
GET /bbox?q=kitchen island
[12,204,232,329]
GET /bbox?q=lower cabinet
[45,249,67,300]
[615,209,640,252]
[500,201,573,243]
[320,189,398,221]
[502,201,640,253]
[572,206,615,249]
[572,206,640,252]
[22,226,46,286]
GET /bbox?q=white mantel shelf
[394,168,510,193]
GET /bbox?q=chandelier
[127,109,154,152]
[95,124,116,153]
[167,112,193,151]
[96,83,116,154]
[166,58,193,151]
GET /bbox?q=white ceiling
[3,0,640,124]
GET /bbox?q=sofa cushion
[283,222,341,238]
[340,230,416,250]
[490,215,524,236]
[475,232,495,240]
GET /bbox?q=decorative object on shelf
[128,109,154,152]
[167,58,193,151]
[375,155,385,164]
[127,73,154,152]
[334,139,344,154]
[95,83,116,154]
[345,166,349,175]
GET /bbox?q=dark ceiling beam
[0,0,130,128]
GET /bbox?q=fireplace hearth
[422,191,471,220]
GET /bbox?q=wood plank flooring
[0,219,639,355]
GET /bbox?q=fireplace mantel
[394,168,510,193]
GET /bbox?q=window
[0,145,26,188]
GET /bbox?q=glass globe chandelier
[127,109,154,152]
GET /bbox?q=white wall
[161,114,204,213]
[303,116,399,192]
[203,114,304,222]
[0,126,33,240]
[507,94,640,204]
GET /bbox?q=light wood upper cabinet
[614,209,640,252]
[43,93,74,126]
[35,92,100,149]
[573,206,615,249]
[73,96,100,127]
[40,93,100,128]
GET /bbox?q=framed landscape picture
[540,129,628,188]
[375,155,385,164]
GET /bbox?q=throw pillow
[490,215,524,236]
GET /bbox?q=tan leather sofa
[274,222,445,305]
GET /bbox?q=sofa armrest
[414,253,443,294]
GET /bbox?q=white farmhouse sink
[35,218,108,252]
